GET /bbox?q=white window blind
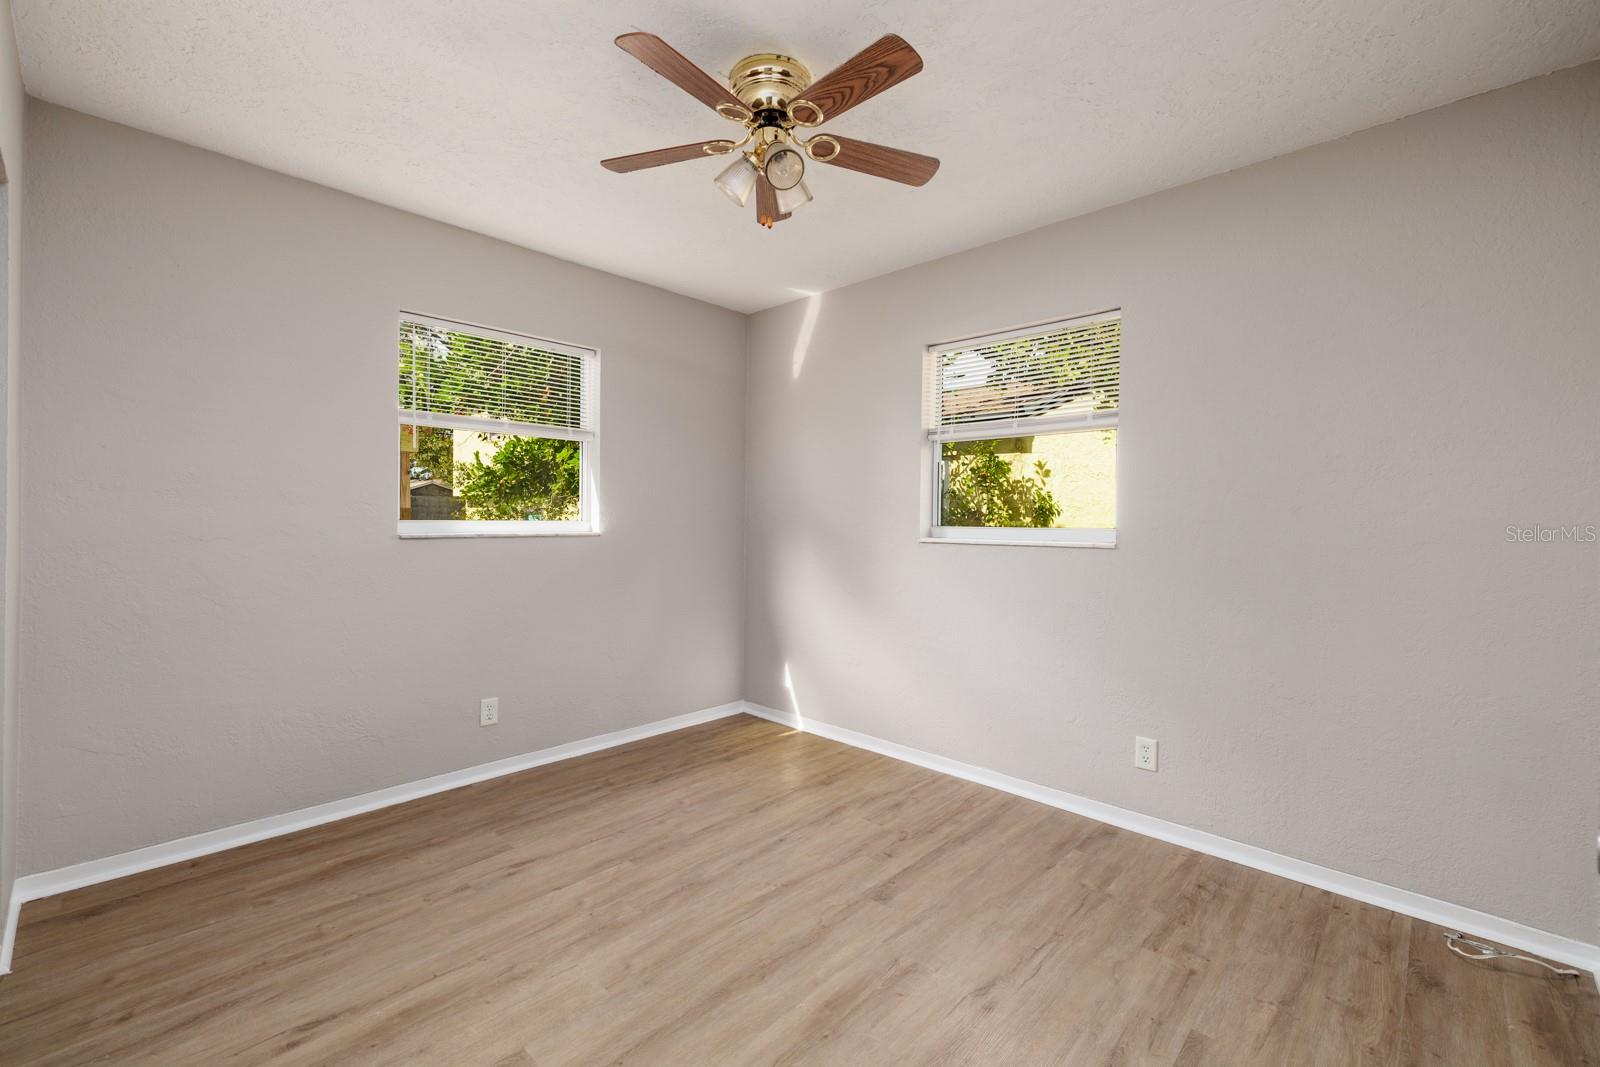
[398,314,596,438]
[924,310,1120,440]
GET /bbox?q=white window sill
[922,527,1116,549]
[398,523,597,540]
[920,537,1115,549]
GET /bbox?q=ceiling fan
[601,32,938,227]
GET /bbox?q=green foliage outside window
[941,440,1062,528]
[409,425,456,484]
[407,426,580,522]
[458,436,581,521]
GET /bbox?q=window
[397,314,598,537]
[922,310,1120,547]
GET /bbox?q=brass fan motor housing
[729,53,813,114]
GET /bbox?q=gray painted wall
[742,63,1599,941]
[19,103,747,874]
[0,0,24,947]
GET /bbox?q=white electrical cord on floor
[1443,931,1580,979]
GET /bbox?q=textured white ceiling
[13,1,1600,311]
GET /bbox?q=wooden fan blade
[616,33,751,121]
[601,141,732,173]
[754,174,790,227]
[790,34,922,125]
[811,136,939,186]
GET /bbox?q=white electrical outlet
[480,697,499,727]
[1134,736,1158,772]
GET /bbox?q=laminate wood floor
[1,715,1594,1065]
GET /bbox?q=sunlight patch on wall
[782,661,805,731]
[790,291,822,380]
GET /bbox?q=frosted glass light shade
[774,180,812,215]
[714,156,759,207]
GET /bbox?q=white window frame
[921,309,1119,549]
[397,312,601,539]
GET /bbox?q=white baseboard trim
[741,701,1598,974]
[0,890,19,976]
[0,700,746,973]
[7,699,1593,978]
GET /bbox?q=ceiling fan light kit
[761,140,807,191]
[601,32,939,229]
[714,155,759,207]
[774,180,812,215]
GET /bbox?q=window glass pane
[931,314,1119,429]
[939,429,1116,530]
[399,319,587,428]
[400,424,581,522]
